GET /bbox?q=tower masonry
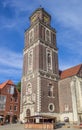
[20,8,59,122]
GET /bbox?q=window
[0,104,5,110]
[29,29,34,43]
[10,106,12,111]
[14,106,17,111]
[15,97,18,102]
[11,97,13,102]
[48,103,55,112]
[7,88,10,93]
[64,104,69,112]
[46,49,52,71]
[0,95,6,110]
[45,29,51,42]
[10,86,14,94]
[48,84,54,97]
[28,50,33,71]
[26,109,30,117]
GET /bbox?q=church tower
[20,8,59,122]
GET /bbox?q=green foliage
[16,81,21,92]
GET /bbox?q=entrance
[26,109,30,117]
[12,115,17,123]
[5,115,10,123]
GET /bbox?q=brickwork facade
[20,7,82,124]
[0,80,20,123]
[20,8,59,122]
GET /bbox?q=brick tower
[20,8,59,122]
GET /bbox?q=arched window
[29,29,34,43]
[26,109,30,117]
[48,84,53,97]
[45,29,51,42]
[46,30,49,41]
[48,53,51,67]
[47,49,52,71]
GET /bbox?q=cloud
[0,47,23,69]
[0,47,22,83]
[50,0,82,34]
[0,0,82,80]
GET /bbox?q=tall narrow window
[48,53,51,67]
[28,50,33,71]
[46,49,52,71]
[48,84,53,97]
[29,29,34,43]
[14,106,17,111]
[45,29,51,42]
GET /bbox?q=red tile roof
[60,64,82,79]
[0,80,14,89]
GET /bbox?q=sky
[0,0,82,84]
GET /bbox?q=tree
[16,81,21,92]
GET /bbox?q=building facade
[20,8,59,122]
[0,80,20,123]
[20,7,82,124]
[59,64,82,123]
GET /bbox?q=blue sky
[0,0,82,84]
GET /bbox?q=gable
[77,66,82,78]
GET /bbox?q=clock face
[31,14,37,23]
[44,16,49,23]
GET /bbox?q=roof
[30,7,51,19]
[0,80,14,89]
[60,64,82,79]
